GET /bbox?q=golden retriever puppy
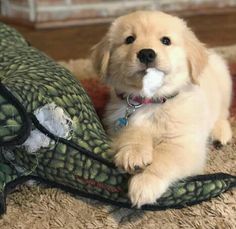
[91,11,232,207]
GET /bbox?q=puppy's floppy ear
[91,35,110,80]
[185,29,208,84]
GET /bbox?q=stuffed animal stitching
[0,23,235,215]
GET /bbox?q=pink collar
[131,95,166,104]
[116,92,177,105]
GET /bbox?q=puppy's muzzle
[137,49,156,64]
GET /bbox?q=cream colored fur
[91,11,232,207]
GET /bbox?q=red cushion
[80,78,110,119]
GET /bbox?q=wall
[1,0,236,27]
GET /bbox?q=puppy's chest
[130,105,158,125]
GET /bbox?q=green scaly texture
[0,23,235,214]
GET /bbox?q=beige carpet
[0,45,236,229]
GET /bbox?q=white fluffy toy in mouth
[141,68,165,98]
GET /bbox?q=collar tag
[114,95,142,131]
[114,117,128,131]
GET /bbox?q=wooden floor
[4,9,236,61]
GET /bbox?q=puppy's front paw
[114,144,153,173]
[129,173,168,208]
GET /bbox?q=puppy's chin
[108,67,168,97]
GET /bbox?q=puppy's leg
[211,64,232,146]
[211,119,232,146]
[113,126,154,173]
[128,141,206,207]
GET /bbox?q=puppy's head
[91,11,208,97]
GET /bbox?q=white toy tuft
[142,68,164,97]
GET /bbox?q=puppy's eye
[161,36,171,46]
[125,36,135,44]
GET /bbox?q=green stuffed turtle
[0,22,235,215]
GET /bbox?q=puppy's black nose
[137,49,156,64]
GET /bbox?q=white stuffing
[34,103,72,138]
[25,179,39,186]
[141,68,164,97]
[23,130,51,153]
[23,103,72,153]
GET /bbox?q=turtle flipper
[0,81,32,214]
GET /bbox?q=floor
[4,9,236,61]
